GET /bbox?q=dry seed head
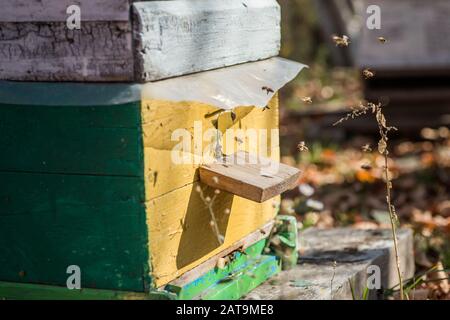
[214,189,221,195]
[212,176,219,184]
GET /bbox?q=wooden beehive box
[0,0,304,300]
[0,0,281,82]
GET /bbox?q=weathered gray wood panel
[356,0,450,71]
[0,22,134,82]
[0,0,131,22]
[0,0,281,82]
[133,0,281,81]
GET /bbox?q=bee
[363,68,375,79]
[230,110,237,122]
[227,246,247,263]
[378,37,387,44]
[361,163,372,171]
[297,141,309,152]
[332,35,350,47]
[262,86,274,95]
[235,137,244,145]
[263,105,271,111]
[302,96,313,104]
[362,144,372,153]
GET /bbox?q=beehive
[0,0,304,300]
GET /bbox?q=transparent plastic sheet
[141,57,307,110]
[0,57,306,108]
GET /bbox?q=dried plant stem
[383,151,404,300]
[197,186,223,245]
[334,102,404,299]
[207,203,222,245]
[330,261,337,299]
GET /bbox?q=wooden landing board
[199,152,300,203]
[132,0,281,81]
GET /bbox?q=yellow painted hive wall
[141,95,280,287]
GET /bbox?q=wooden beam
[132,0,281,81]
[0,0,131,22]
[0,21,134,82]
[199,152,301,203]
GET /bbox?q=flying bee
[362,144,372,153]
[378,37,387,44]
[263,105,271,111]
[332,35,350,47]
[297,141,309,152]
[262,86,274,95]
[363,68,375,79]
[302,96,313,104]
[235,136,244,145]
[361,163,372,171]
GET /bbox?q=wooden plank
[0,281,153,300]
[0,0,131,22]
[199,152,300,203]
[0,0,281,82]
[0,102,143,176]
[0,21,134,82]
[132,0,281,81]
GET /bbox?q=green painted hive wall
[0,100,151,292]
